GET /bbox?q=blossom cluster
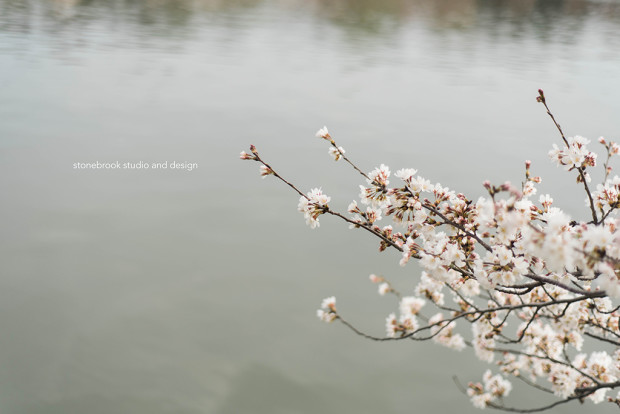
[549,136,597,175]
[297,188,330,229]
[316,296,337,323]
[467,370,513,409]
[241,95,620,411]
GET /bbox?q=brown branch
[326,210,404,252]
[487,393,589,413]
[335,316,400,342]
[489,380,620,413]
[329,142,371,182]
[514,374,554,394]
[498,307,540,344]
[524,273,605,298]
[490,347,599,384]
[584,331,620,346]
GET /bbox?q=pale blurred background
[1,0,620,413]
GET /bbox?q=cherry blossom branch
[537,89,598,224]
[523,273,605,298]
[243,146,307,199]
[242,146,405,253]
[487,393,593,413]
[513,374,554,395]
[583,331,620,346]
[497,307,539,344]
[335,293,600,344]
[495,281,543,295]
[490,380,620,413]
[325,209,405,253]
[328,141,371,182]
[335,315,401,342]
[243,92,620,412]
[490,347,599,384]
[600,206,617,224]
[584,320,620,340]
[324,134,494,253]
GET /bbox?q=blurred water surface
[1,0,620,413]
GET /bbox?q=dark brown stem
[524,273,605,298]
[330,142,371,181]
[584,331,620,346]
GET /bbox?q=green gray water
[1,0,620,413]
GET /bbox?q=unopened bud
[250,144,258,154]
[369,274,382,283]
[259,165,274,177]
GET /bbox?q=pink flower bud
[315,126,330,140]
[369,274,382,283]
[259,165,274,177]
